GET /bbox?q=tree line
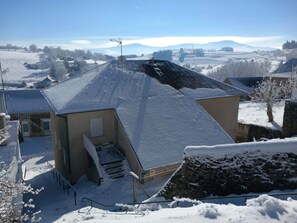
[282,40,297,49]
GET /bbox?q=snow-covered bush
[0,161,43,223]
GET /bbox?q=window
[42,119,51,131]
[22,120,30,137]
[90,118,103,137]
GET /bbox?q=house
[0,90,51,137]
[42,60,246,184]
[224,76,263,98]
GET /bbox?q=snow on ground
[56,195,297,223]
[238,100,285,130]
[21,136,170,222]
[0,50,47,86]
[20,136,297,223]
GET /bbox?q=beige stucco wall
[197,96,240,140]
[143,162,181,182]
[67,110,115,183]
[51,109,182,184]
[50,110,69,178]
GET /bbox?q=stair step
[106,168,124,175]
[110,173,125,179]
[104,162,123,170]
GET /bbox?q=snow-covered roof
[1,89,50,114]
[43,61,234,169]
[224,77,263,94]
[179,87,230,100]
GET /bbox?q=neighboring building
[224,77,263,98]
[42,60,245,184]
[0,90,51,137]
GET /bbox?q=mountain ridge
[90,40,276,55]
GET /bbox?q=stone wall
[159,150,297,200]
[283,100,297,137]
[236,123,282,142]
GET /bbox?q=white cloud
[70,39,91,45]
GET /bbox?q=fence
[46,162,78,206]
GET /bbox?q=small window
[90,118,103,137]
[42,119,51,131]
[22,120,30,137]
[23,123,29,132]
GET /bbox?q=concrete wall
[197,96,240,140]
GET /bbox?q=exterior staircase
[96,143,125,179]
[102,161,125,179]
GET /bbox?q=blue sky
[1,0,297,49]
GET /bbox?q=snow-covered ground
[57,195,297,223]
[20,136,297,223]
[0,50,47,86]
[238,101,285,130]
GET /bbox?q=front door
[22,121,30,137]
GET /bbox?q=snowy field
[238,101,285,130]
[0,50,48,86]
[20,136,297,222]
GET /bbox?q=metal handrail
[47,162,78,205]
[81,191,297,209]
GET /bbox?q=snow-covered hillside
[0,50,47,87]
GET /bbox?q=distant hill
[91,40,276,55]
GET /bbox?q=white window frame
[41,118,51,131]
[90,118,103,137]
[22,120,30,137]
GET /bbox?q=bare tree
[254,77,283,122]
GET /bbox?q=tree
[282,40,297,49]
[0,161,43,222]
[29,44,37,52]
[179,48,186,63]
[208,60,271,81]
[50,62,67,82]
[253,77,283,122]
[220,47,234,52]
